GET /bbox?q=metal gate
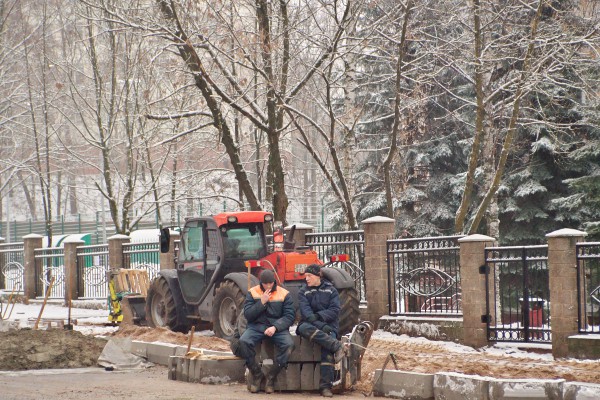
[484,245,551,343]
[387,235,463,316]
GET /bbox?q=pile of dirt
[108,325,231,352]
[0,329,106,371]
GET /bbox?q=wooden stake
[186,325,196,354]
[34,276,55,330]
[4,282,21,320]
[1,283,18,319]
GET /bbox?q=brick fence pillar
[546,228,587,359]
[285,223,314,247]
[160,231,180,270]
[458,234,496,348]
[362,216,395,326]
[23,233,43,301]
[108,234,130,270]
[63,238,84,303]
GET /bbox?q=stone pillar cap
[23,233,44,239]
[362,216,395,224]
[108,234,130,240]
[546,228,588,238]
[285,223,314,230]
[458,234,495,243]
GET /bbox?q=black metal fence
[387,235,463,316]
[0,242,24,293]
[123,242,161,281]
[34,247,65,299]
[576,242,600,334]
[305,230,366,302]
[77,244,110,299]
[484,245,551,343]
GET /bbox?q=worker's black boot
[248,363,264,393]
[264,364,282,394]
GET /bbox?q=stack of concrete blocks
[372,369,600,400]
[164,333,325,389]
[246,334,323,392]
[130,339,246,384]
[168,352,246,384]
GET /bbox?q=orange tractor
[145,211,360,340]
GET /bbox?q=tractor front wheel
[212,280,245,341]
[145,277,190,333]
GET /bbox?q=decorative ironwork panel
[577,242,600,334]
[77,244,109,299]
[485,245,550,343]
[305,231,366,302]
[0,242,24,293]
[388,235,463,316]
[34,247,65,299]
[123,242,160,281]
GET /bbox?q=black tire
[339,287,360,335]
[212,280,246,341]
[145,277,190,333]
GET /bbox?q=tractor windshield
[221,224,266,260]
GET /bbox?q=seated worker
[296,264,346,398]
[238,270,295,394]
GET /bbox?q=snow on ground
[1,300,118,335]
[372,330,555,361]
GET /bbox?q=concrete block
[314,364,321,390]
[300,362,316,390]
[488,378,565,400]
[146,342,178,365]
[131,340,147,359]
[290,334,320,362]
[181,357,191,382]
[434,372,490,400]
[167,355,176,380]
[273,363,301,391]
[288,335,304,362]
[373,369,434,399]
[168,355,184,381]
[564,382,600,400]
[568,334,600,360]
[190,357,246,384]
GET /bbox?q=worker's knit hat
[304,264,321,276]
[260,270,276,284]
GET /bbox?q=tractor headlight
[264,214,273,222]
[227,216,238,223]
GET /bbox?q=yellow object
[108,277,124,323]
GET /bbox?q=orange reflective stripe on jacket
[249,285,290,303]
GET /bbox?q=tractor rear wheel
[146,277,190,333]
[213,280,245,341]
[339,287,360,335]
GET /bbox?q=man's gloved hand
[306,314,318,323]
[322,325,333,334]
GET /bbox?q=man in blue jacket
[238,269,295,394]
[296,264,346,398]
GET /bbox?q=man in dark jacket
[238,269,295,394]
[296,264,346,398]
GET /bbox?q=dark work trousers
[296,322,340,390]
[238,326,295,369]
